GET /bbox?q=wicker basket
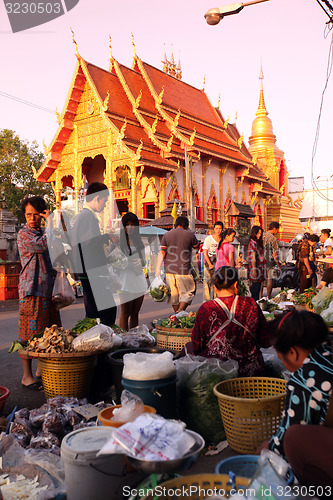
[142,474,249,499]
[156,326,192,352]
[38,355,97,399]
[214,377,286,454]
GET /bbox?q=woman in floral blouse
[258,310,333,467]
[247,225,266,301]
[17,196,61,390]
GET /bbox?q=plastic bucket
[97,404,156,427]
[61,427,126,500]
[107,348,177,403]
[122,375,177,419]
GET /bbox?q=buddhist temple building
[248,68,303,241]
[36,35,282,235]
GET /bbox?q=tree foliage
[0,129,55,223]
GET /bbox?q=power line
[0,91,55,115]
[311,31,333,203]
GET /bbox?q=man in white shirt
[202,221,223,301]
[320,229,333,256]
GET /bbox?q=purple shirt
[17,225,55,299]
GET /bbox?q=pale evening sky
[0,0,332,188]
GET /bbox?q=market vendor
[190,266,269,376]
[17,196,61,390]
[257,310,333,461]
[317,267,333,290]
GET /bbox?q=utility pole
[184,146,195,231]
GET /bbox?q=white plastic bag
[149,276,169,302]
[72,323,115,353]
[111,391,144,422]
[52,270,75,310]
[123,351,176,380]
[98,413,195,461]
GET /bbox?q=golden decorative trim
[70,27,80,60]
[135,57,191,145]
[189,128,196,146]
[136,165,144,185]
[135,140,143,159]
[237,134,244,149]
[102,91,110,112]
[133,89,142,110]
[223,117,229,129]
[151,116,158,134]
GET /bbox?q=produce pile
[26,325,77,354]
[156,311,197,329]
[294,287,318,309]
[71,318,97,333]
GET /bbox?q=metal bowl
[125,429,205,474]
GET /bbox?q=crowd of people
[15,187,333,487]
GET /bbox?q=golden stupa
[248,68,303,241]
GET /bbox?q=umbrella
[139,226,167,236]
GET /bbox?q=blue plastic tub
[215,455,294,484]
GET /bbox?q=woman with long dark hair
[215,228,236,269]
[119,212,147,331]
[247,225,265,301]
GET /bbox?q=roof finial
[257,61,268,117]
[131,32,136,58]
[109,34,114,72]
[162,44,169,73]
[70,27,80,60]
[218,93,221,108]
[169,45,176,77]
[202,74,206,91]
[176,51,182,80]
[234,111,238,125]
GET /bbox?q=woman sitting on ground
[190,266,269,377]
[257,310,333,461]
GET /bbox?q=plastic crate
[0,274,19,287]
[0,287,19,300]
[0,262,21,274]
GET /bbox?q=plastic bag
[111,391,144,422]
[118,324,156,348]
[123,351,176,380]
[248,449,295,499]
[312,286,333,314]
[72,323,115,353]
[107,264,122,291]
[52,270,75,310]
[175,355,238,444]
[321,300,333,324]
[261,347,286,378]
[107,247,128,270]
[98,413,195,461]
[149,276,169,302]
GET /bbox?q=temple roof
[36,51,277,195]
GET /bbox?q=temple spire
[109,35,114,72]
[256,63,268,117]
